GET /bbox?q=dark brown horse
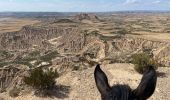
[94,64,157,100]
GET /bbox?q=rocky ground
[0,63,169,100]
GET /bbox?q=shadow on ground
[157,71,168,78]
[35,85,71,99]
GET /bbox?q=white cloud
[124,0,140,5]
[153,0,161,4]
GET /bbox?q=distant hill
[74,13,100,21]
[0,12,77,18]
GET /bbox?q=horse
[94,64,157,100]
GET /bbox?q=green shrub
[132,53,158,74]
[40,51,59,62]
[28,51,40,57]
[0,50,14,59]
[21,51,40,62]
[24,68,59,92]
[0,62,11,67]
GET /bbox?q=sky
[0,0,170,12]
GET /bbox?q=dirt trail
[0,63,169,100]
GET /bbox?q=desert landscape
[0,12,170,100]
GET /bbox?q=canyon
[0,12,170,99]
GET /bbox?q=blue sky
[0,0,170,12]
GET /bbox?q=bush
[9,88,20,97]
[23,68,59,93]
[132,53,158,74]
[28,51,40,58]
[40,51,59,62]
[0,62,12,67]
[0,50,14,58]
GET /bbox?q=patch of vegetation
[114,29,131,35]
[55,19,76,23]
[86,30,122,41]
[21,57,37,62]
[0,50,14,59]
[132,53,158,74]
[13,61,33,68]
[0,50,58,68]
[0,62,12,67]
[24,68,59,96]
[28,50,40,57]
[21,51,40,62]
[9,88,20,97]
[40,51,59,62]
[16,50,58,68]
[100,35,115,41]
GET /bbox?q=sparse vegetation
[0,12,170,100]
[0,62,12,67]
[13,61,33,68]
[86,30,121,41]
[7,50,58,68]
[9,88,20,97]
[132,53,158,74]
[24,68,59,96]
[40,51,59,62]
[0,51,14,60]
[28,51,40,57]
[56,19,76,23]
[115,28,131,35]
[21,51,40,62]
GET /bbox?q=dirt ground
[0,63,169,100]
[128,33,170,43]
[0,18,39,33]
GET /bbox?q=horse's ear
[133,65,157,99]
[94,64,111,96]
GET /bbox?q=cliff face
[0,25,170,66]
[0,65,27,92]
[0,26,66,50]
[55,28,86,53]
[106,36,170,66]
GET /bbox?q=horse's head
[94,64,157,100]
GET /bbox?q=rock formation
[74,13,100,21]
[0,64,28,92]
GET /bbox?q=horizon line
[1,10,170,13]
